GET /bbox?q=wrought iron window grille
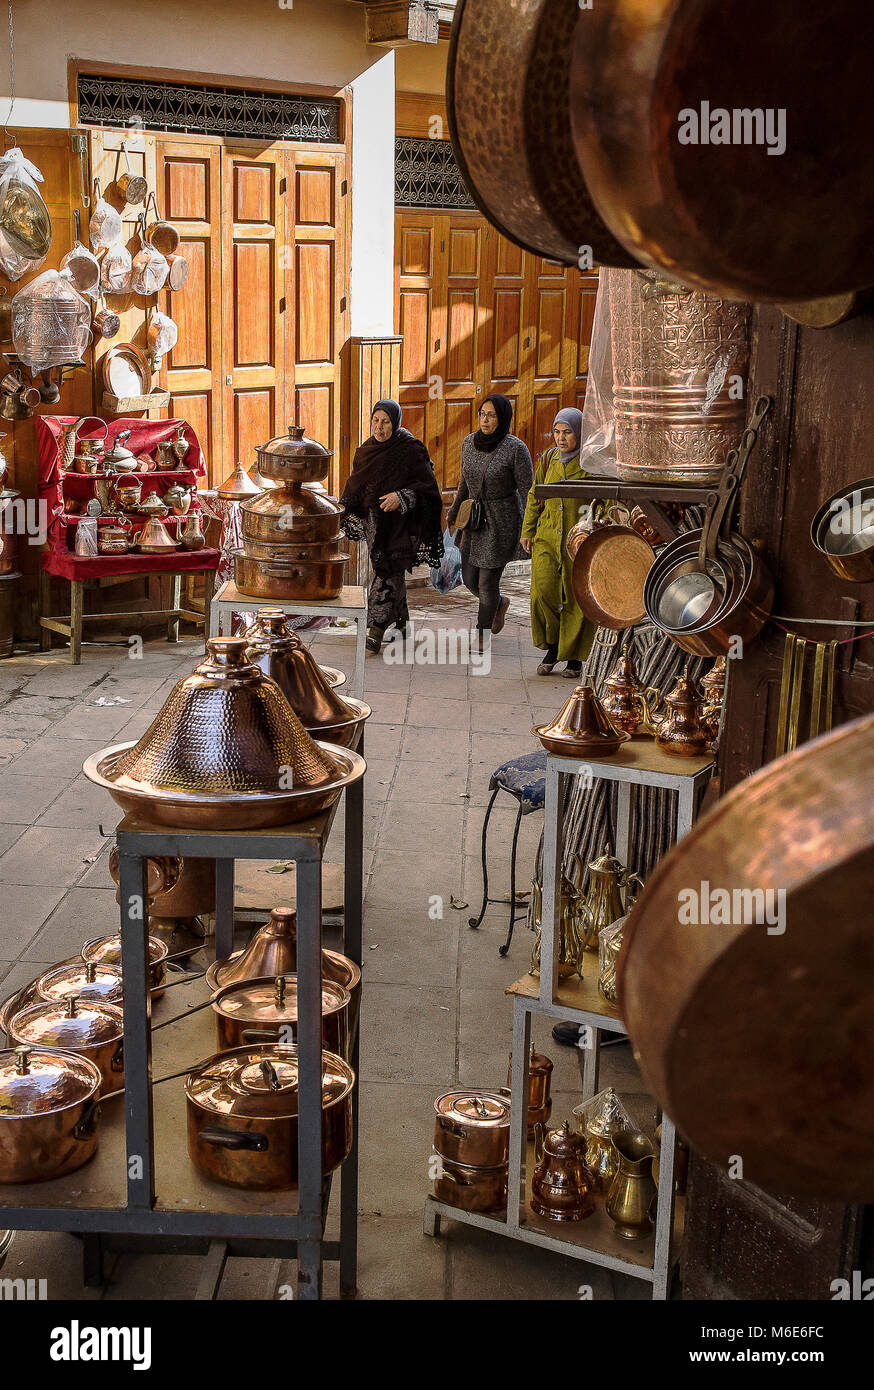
[395,136,475,210]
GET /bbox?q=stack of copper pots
[234,425,348,601]
[432,1088,511,1213]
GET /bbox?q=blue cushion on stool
[489,751,547,813]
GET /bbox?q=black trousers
[461,556,504,630]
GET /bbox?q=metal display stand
[425,743,714,1299]
[0,766,364,1303]
[210,580,368,696]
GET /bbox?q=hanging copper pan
[571,520,655,631]
[619,710,874,1201]
[570,0,874,300]
[447,0,637,267]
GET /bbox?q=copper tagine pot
[654,670,713,758]
[533,679,630,758]
[204,906,361,1013]
[133,516,177,554]
[82,638,365,830]
[0,1046,103,1184]
[186,1043,354,1191]
[217,463,263,501]
[211,973,350,1060]
[600,645,661,739]
[243,609,369,746]
[618,709,874,1201]
[7,996,124,1097]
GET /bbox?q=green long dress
[522,447,596,663]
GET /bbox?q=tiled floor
[0,582,653,1300]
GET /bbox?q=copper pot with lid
[211,973,350,1059]
[242,426,342,546]
[7,996,124,1096]
[36,960,124,1008]
[82,933,169,994]
[433,1156,508,1214]
[433,1089,512,1169]
[0,1046,103,1184]
[205,906,360,1012]
[186,1043,354,1190]
[243,609,369,746]
[508,1044,553,1139]
[233,548,348,603]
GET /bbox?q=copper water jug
[531,1121,595,1222]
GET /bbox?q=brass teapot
[655,668,712,758]
[578,846,643,954]
[600,643,661,739]
[531,1120,595,1222]
[163,482,192,516]
[530,851,587,979]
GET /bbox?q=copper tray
[83,741,365,830]
[619,710,874,1200]
[571,525,655,630]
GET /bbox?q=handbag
[455,489,484,532]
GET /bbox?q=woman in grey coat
[447,394,534,636]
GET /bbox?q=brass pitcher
[530,851,587,979]
[606,1128,658,1241]
[699,656,727,741]
[578,847,643,954]
[180,512,205,551]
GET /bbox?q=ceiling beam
[364,2,440,47]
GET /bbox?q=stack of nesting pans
[234,425,348,601]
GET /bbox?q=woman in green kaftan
[521,407,596,677]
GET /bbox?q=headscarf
[341,398,444,578]
[473,392,514,454]
[553,406,583,464]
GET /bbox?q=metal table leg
[468,786,498,930]
[214,859,235,960]
[168,573,182,642]
[353,610,367,696]
[70,580,83,665]
[117,851,155,1212]
[506,999,532,1232]
[295,854,324,1301]
[340,774,363,1298]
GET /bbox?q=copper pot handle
[241,1028,282,1044]
[199,1127,269,1153]
[73,1099,102,1141]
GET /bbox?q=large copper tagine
[244,609,369,747]
[83,637,365,829]
[533,679,630,758]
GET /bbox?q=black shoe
[562,661,583,679]
[365,627,385,654]
[551,1021,629,1049]
[536,644,559,675]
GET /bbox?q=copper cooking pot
[433,1089,511,1169]
[1,957,82,1040]
[433,1156,508,1214]
[204,907,360,1021]
[810,477,874,583]
[186,1044,354,1191]
[571,518,656,631]
[242,426,342,546]
[211,974,350,1059]
[447,0,636,268]
[0,1046,103,1184]
[570,0,874,301]
[233,548,348,603]
[97,521,133,556]
[82,933,169,993]
[7,996,124,1097]
[507,1045,554,1140]
[36,960,124,1008]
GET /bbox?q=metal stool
[468,751,546,956]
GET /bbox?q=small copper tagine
[699,656,727,741]
[600,643,661,739]
[533,678,630,758]
[531,1120,595,1222]
[218,462,263,500]
[654,668,713,758]
[204,905,361,1013]
[243,609,367,745]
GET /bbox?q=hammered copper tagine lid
[217,462,264,500]
[186,1044,354,1120]
[534,679,630,757]
[9,996,124,1050]
[205,906,361,996]
[244,610,359,726]
[0,1045,101,1115]
[212,974,350,1028]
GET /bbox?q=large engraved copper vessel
[608,269,751,484]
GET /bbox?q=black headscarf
[341,398,444,578]
[473,393,514,453]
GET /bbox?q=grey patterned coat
[447,433,534,569]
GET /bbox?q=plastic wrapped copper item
[11,269,91,373]
[82,637,365,829]
[244,609,369,746]
[607,268,751,485]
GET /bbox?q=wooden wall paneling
[0,130,94,637]
[220,147,288,480]
[394,210,443,481]
[438,215,487,498]
[155,140,223,482]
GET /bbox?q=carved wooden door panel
[394,211,444,488]
[437,217,489,502]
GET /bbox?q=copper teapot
[163,483,192,516]
[655,668,712,757]
[600,643,661,739]
[578,847,643,954]
[102,430,139,473]
[180,512,205,550]
[699,656,727,741]
[531,1120,595,1222]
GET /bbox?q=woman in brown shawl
[342,399,444,652]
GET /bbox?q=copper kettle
[531,1120,595,1222]
[655,669,713,757]
[600,643,661,739]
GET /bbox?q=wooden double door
[85,139,345,489]
[394,210,598,504]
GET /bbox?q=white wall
[349,50,396,336]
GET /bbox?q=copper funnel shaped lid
[218,463,264,499]
[248,461,279,491]
[205,906,361,995]
[107,638,343,797]
[534,679,630,756]
[244,610,357,727]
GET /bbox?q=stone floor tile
[457,985,516,1089]
[360,659,413,692]
[360,758,396,800]
[358,1081,445,1217]
[470,701,537,735]
[1,773,71,825]
[76,843,116,889]
[364,850,460,911]
[366,691,409,725]
[0,823,24,857]
[363,907,459,988]
[346,1214,447,1300]
[377,799,465,856]
[467,677,530,705]
[0,738,29,764]
[407,670,471,699]
[399,725,468,762]
[10,737,96,778]
[360,983,456,1086]
[24,887,121,960]
[0,710,52,740]
[360,722,403,761]
[390,762,470,804]
[0,882,68,957]
[0,827,105,888]
[446,1219,614,1302]
[46,700,143,742]
[406,694,471,729]
[0,956,57,998]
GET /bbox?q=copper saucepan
[7,996,124,1097]
[0,1046,103,1184]
[211,973,351,1059]
[571,512,656,631]
[810,477,874,583]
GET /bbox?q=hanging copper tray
[619,710,874,1200]
[571,524,655,631]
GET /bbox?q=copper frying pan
[571,0,874,300]
[571,520,655,630]
[447,0,638,268]
[619,710,874,1200]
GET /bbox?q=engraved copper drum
[608,269,751,485]
[447,0,637,267]
[619,710,874,1200]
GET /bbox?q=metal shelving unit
[426,743,714,1299]
[0,765,364,1303]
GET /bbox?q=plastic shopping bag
[430,527,463,595]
